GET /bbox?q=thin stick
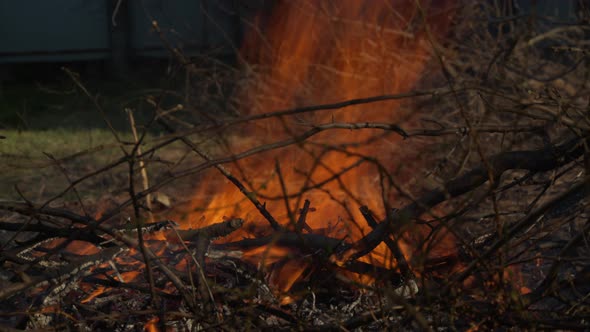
[126,108,154,222]
[296,199,313,233]
[360,206,414,281]
[275,159,295,226]
[157,118,283,231]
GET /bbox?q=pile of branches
[1,134,588,330]
[1,1,590,330]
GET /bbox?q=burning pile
[2,0,590,330]
[172,0,457,293]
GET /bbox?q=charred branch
[360,206,414,281]
[0,202,240,310]
[296,199,313,233]
[344,136,586,261]
[0,247,123,300]
[170,218,244,242]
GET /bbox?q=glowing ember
[144,316,159,332]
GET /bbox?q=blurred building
[0,0,260,66]
[0,1,583,65]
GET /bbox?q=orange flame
[144,316,159,332]
[172,0,456,291]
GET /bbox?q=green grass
[0,128,152,201]
[0,64,185,201]
[0,128,129,158]
[0,63,233,202]
[0,127,220,203]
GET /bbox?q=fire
[144,316,159,332]
[38,239,100,256]
[172,0,455,291]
